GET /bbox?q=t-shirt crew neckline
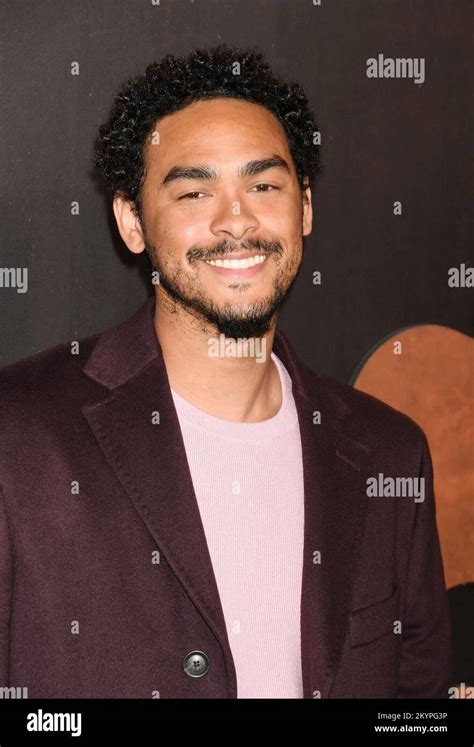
[170,351,297,443]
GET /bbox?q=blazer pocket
[349,586,400,647]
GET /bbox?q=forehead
[146,98,292,172]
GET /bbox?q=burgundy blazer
[0,297,452,698]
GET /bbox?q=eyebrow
[161,154,291,187]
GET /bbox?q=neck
[153,292,281,423]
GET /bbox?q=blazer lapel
[82,297,371,699]
[81,297,237,694]
[272,331,371,698]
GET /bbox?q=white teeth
[205,254,267,269]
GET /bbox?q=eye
[178,191,206,200]
[251,183,279,192]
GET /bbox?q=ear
[112,193,145,254]
[301,178,313,237]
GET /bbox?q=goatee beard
[143,235,296,340]
[156,267,285,339]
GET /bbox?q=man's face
[127,97,312,339]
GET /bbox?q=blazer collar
[82,296,371,698]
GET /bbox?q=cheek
[146,211,200,253]
[162,212,204,246]
[261,197,302,236]
[182,225,201,242]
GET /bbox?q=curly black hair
[94,43,321,217]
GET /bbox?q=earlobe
[112,194,146,254]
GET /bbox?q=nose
[209,194,260,241]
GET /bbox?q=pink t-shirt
[170,351,305,698]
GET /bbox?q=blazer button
[183,650,210,678]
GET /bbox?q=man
[0,45,451,698]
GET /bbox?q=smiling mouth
[203,253,269,269]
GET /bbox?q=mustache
[187,238,283,264]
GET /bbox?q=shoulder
[0,332,100,417]
[312,371,427,454]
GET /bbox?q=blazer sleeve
[0,484,12,686]
[397,431,454,698]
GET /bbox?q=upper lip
[203,250,268,261]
